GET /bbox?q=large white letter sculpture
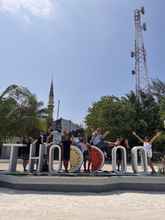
[131,146,148,173]
[112,146,127,173]
[49,144,62,174]
[28,141,45,172]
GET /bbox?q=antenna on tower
[131,7,151,101]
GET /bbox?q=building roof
[53,118,81,132]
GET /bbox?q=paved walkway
[0,188,164,220]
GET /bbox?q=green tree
[85,90,162,149]
[151,79,165,103]
[85,95,136,140]
[0,84,48,139]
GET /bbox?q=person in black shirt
[62,129,72,172]
[114,137,129,171]
[20,136,32,171]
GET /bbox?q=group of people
[18,128,73,172]
[89,128,161,174]
[45,127,93,172]
[19,127,162,174]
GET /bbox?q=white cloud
[0,0,54,17]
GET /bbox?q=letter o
[131,146,148,173]
[112,146,127,173]
[49,144,62,174]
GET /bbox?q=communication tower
[131,7,150,100]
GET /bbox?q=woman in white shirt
[133,131,161,174]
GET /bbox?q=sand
[0,188,164,220]
[0,161,164,220]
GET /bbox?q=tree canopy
[85,80,165,152]
[0,85,48,139]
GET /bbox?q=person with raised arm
[132,131,161,174]
[90,128,109,157]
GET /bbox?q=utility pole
[56,99,60,120]
[131,7,150,101]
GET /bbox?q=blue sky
[0,0,165,124]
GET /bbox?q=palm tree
[0,84,48,138]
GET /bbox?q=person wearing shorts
[86,143,92,172]
[113,137,129,171]
[62,129,72,172]
[133,131,161,174]
[19,136,32,171]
